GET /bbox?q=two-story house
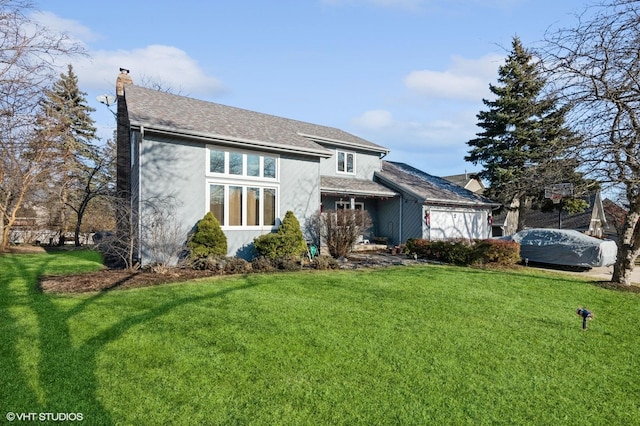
[115,72,498,263]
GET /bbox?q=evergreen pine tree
[41,64,98,244]
[465,37,580,230]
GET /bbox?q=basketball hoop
[545,183,573,205]
[550,193,563,204]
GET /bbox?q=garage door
[428,209,487,240]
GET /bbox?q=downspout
[399,195,402,243]
[136,126,144,263]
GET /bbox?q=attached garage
[375,161,499,243]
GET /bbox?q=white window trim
[336,150,356,175]
[206,145,279,182]
[206,180,279,230]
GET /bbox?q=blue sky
[37,0,588,177]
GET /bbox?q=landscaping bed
[38,252,425,294]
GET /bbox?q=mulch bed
[39,269,218,294]
[38,253,422,294]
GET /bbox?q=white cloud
[349,108,481,175]
[352,108,478,148]
[351,109,394,129]
[404,54,503,101]
[31,11,99,43]
[34,12,225,96]
[71,45,225,96]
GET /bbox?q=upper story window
[337,150,355,175]
[208,147,278,180]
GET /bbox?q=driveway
[541,264,640,286]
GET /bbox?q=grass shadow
[1,251,258,424]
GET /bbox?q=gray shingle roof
[123,85,388,156]
[321,176,398,197]
[375,161,499,206]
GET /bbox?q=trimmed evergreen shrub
[253,211,307,259]
[187,212,227,258]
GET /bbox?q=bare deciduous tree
[140,197,188,271]
[0,0,84,251]
[542,0,640,284]
[317,209,373,259]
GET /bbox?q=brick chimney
[116,67,133,96]
[116,68,134,263]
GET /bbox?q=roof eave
[298,132,389,155]
[321,187,398,197]
[424,198,502,208]
[132,122,333,158]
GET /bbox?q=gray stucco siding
[222,154,320,258]
[137,136,323,260]
[401,200,424,242]
[376,197,402,245]
[278,153,321,226]
[137,135,206,263]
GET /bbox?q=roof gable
[123,85,388,156]
[375,161,498,206]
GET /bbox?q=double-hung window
[337,150,355,174]
[207,147,278,229]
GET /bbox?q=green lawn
[1,250,639,425]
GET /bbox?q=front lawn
[1,250,639,424]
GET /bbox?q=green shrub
[254,211,307,259]
[187,212,227,259]
[404,238,520,267]
[473,239,521,266]
[405,239,472,264]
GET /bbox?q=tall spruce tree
[466,37,580,231]
[41,64,98,245]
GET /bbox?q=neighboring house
[115,73,501,263]
[492,191,617,239]
[443,172,486,194]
